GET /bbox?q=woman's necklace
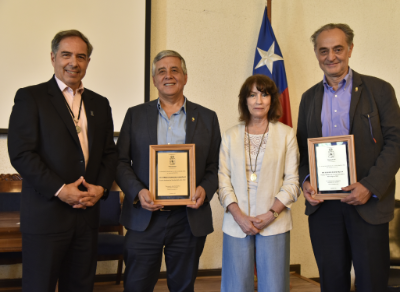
[64,96,84,134]
[247,123,269,182]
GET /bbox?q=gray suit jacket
[116,99,221,237]
[297,70,400,224]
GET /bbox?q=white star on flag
[254,41,284,74]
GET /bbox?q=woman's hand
[228,203,261,235]
[254,212,276,230]
[253,198,287,231]
[235,214,262,235]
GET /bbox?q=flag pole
[255,0,293,126]
[267,0,272,22]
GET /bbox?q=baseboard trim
[0,264,302,287]
[0,278,21,288]
[309,277,320,283]
[290,264,301,275]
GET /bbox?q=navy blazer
[8,76,118,234]
[297,70,400,224]
[116,99,221,237]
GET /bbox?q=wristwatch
[102,187,110,200]
[269,208,279,219]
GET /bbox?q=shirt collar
[323,67,353,91]
[157,97,187,115]
[54,75,85,95]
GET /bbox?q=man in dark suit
[116,50,221,292]
[8,30,118,292]
[297,23,400,292]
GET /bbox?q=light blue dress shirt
[157,98,187,145]
[321,68,353,137]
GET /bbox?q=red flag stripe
[278,88,292,127]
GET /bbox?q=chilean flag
[253,6,292,127]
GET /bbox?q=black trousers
[309,200,389,292]
[22,213,98,292]
[124,207,206,292]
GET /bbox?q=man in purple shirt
[297,23,400,292]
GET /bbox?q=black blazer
[297,70,400,224]
[116,99,221,237]
[8,76,118,234]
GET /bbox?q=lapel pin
[355,87,358,92]
[192,117,195,122]
[91,111,94,116]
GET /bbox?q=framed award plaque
[149,144,196,205]
[307,135,357,200]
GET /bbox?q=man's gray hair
[311,23,354,48]
[51,29,93,57]
[152,50,187,76]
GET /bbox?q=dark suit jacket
[297,70,400,224]
[8,76,118,234]
[116,99,221,237]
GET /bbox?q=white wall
[1,0,400,281]
[0,0,146,131]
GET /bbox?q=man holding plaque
[116,50,221,291]
[297,23,400,292]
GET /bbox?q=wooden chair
[0,173,23,265]
[0,173,23,192]
[388,200,400,291]
[97,182,124,285]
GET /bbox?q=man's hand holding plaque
[187,185,206,209]
[302,181,324,206]
[138,189,163,211]
[341,182,372,205]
